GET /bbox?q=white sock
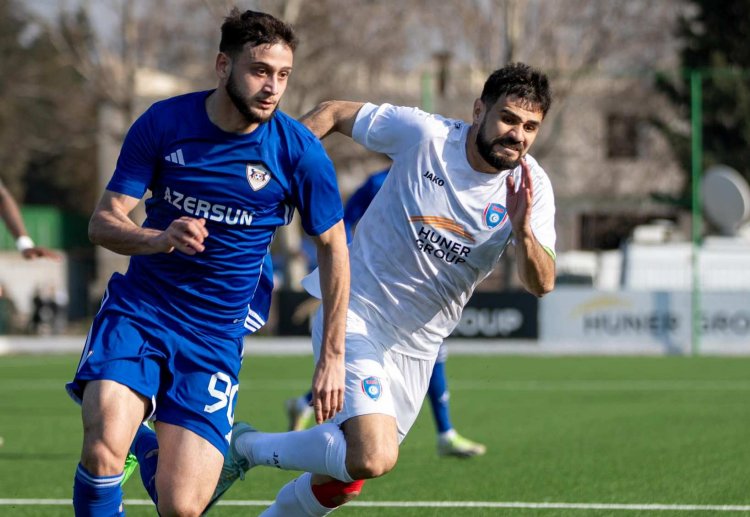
[438,429,457,441]
[259,473,333,517]
[237,423,353,482]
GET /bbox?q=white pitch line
[448,380,750,392]
[1,499,749,512]
[4,378,750,393]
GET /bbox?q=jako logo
[361,376,382,401]
[423,170,445,186]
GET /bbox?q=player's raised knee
[156,493,207,517]
[80,440,128,476]
[347,448,398,479]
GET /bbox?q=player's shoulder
[273,110,318,143]
[136,91,208,135]
[369,103,464,142]
[523,154,553,189]
[147,90,207,116]
[271,110,323,153]
[524,154,544,174]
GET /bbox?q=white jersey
[305,103,556,358]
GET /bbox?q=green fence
[0,206,90,250]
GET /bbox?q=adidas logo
[165,149,185,165]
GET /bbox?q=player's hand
[506,158,533,235]
[21,247,62,261]
[310,356,345,425]
[157,217,209,255]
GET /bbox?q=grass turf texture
[0,353,748,516]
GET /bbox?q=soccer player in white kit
[212,62,557,515]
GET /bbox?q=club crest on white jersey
[247,163,272,191]
[483,203,508,229]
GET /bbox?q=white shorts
[311,303,436,443]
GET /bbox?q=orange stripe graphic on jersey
[409,216,475,242]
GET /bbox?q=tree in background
[7,0,691,292]
[0,0,97,214]
[656,0,750,196]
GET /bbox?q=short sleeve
[291,141,343,236]
[352,103,435,156]
[106,107,160,198]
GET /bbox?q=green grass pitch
[1,353,749,516]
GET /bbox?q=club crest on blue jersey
[247,163,272,191]
[361,376,382,401]
[483,203,508,229]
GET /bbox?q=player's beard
[225,69,277,124]
[476,115,523,171]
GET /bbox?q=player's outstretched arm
[507,160,555,297]
[89,190,208,256]
[309,220,349,425]
[0,183,61,261]
[0,182,29,243]
[300,100,365,140]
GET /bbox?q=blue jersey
[343,169,388,242]
[108,90,343,337]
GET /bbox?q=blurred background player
[0,177,60,260]
[285,168,486,457]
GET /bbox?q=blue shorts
[66,275,244,455]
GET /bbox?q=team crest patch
[246,164,272,191]
[361,376,382,401]
[483,203,508,229]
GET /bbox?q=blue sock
[130,424,159,504]
[428,360,453,433]
[73,463,125,516]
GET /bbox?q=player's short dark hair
[481,63,552,117]
[219,8,298,57]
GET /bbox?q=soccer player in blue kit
[66,9,349,517]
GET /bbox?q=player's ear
[472,99,483,124]
[216,52,232,80]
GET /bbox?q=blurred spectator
[29,284,68,335]
[0,283,19,334]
